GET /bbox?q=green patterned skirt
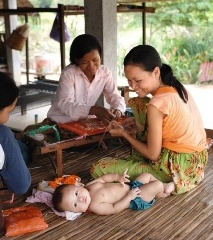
[90,148,208,194]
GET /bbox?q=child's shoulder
[0,125,13,137]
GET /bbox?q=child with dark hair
[48,34,125,124]
[0,72,31,194]
[52,171,174,215]
[91,45,207,195]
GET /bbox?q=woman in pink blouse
[47,34,126,124]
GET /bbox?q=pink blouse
[47,64,126,123]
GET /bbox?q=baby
[52,170,175,215]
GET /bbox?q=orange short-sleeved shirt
[149,86,206,153]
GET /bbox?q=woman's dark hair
[0,72,19,110]
[124,45,188,103]
[70,34,102,64]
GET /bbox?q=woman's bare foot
[157,182,175,198]
[164,182,175,195]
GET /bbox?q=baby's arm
[89,188,141,215]
[86,169,129,187]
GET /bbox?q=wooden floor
[0,136,213,240]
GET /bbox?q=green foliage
[147,0,212,29]
[160,31,212,84]
[117,0,213,83]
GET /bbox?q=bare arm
[86,171,129,187]
[108,105,164,161]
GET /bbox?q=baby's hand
[119,168,130,187]
[75,182,85,187]
[128,187,141,199]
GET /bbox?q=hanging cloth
[6,23,30,51]
[49,13,70,42]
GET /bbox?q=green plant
[161,33,211,84]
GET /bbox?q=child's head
[0,72,19,124]
[52,184,91,213]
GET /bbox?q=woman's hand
[122,117,136,131]
[111,109,122,118]
[89,106,115,124]
[121,117,138,138]
[107,121,126,137]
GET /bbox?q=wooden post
[56,149,63,177]
[25,14,29,84]
[58,4,65,70]
[142,2,146,45]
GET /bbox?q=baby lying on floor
[26,175,84,220]
[52,170,175,215]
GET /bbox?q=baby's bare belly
[103,183,130,203]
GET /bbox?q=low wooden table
[26,133,111,177]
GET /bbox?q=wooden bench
[16,91,55,115]
[25,132,112,177]
[15,82,58,115]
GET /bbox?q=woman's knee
[90,161,104,178]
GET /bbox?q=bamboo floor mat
[0,138,212,240]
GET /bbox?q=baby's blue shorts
[128,180,155,210]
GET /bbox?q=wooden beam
[117,4,155,13]
[0,8,58,15]
[0,5,155,16]
[117,0,171,2]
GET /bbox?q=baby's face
[61,185,91,213]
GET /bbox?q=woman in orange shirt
[91,45,208,194]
